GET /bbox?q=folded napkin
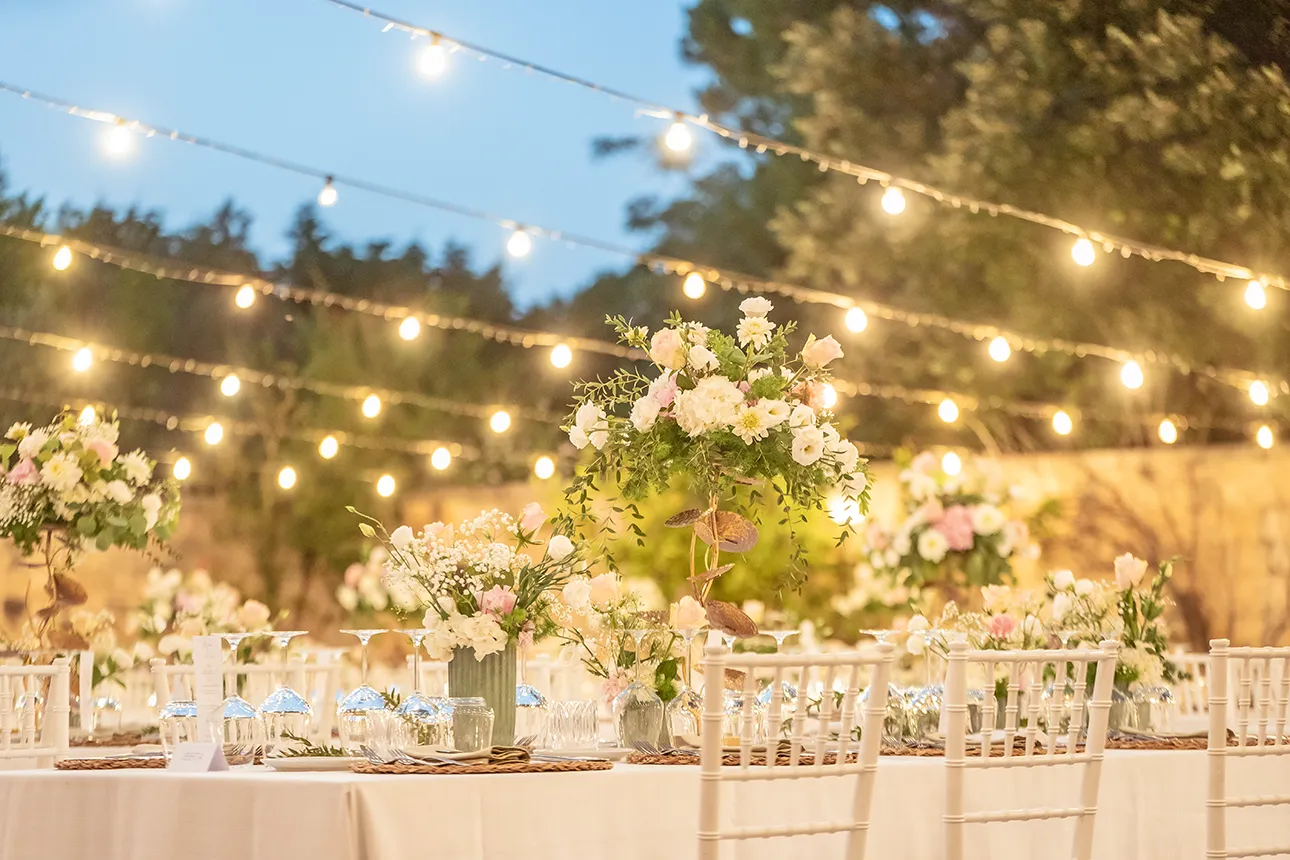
[407,745,530,765]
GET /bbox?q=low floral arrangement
[129,568,273,660]
[67,608,154,690]
[336,546,424,621]
[562,300,871,637]
[352,503,579,661]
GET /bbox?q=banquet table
[2,751,1288,860]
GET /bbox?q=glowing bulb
[1158,419,1178,445]
[234,284,256,309]
[398,316,421,341]
[103,122,133,158]
[318,435,339,460]
[664,119,692,153]
[72,347,93,373]
[937,398,959,423]
[219,374,240,397]
[376,474,396,497]
[506,229,532,258]
[534,455,555,480]
[318,177,338,207]
[682,272,706,299]
[1250,380,1270,406]
[430,446,452,470]
[828,496,864,526]
[490,409,512,433]
[277,466,297,490]
[203,422,224,446]
[172,456,191,481]
[361,394,381,419]
[1071,237,1096,267]
[845,307,868,333]
[1257,424,1275,449]
[880,187,906,215]
[1052,410,1073,436]
[820,383,839,410]
[988,336,1011,363]
[1120,360,1144,390]
[77,406,96,425]
[550,343,573,369]
[941,451,962,476]
[52,245,73,271]
[1245,280,1267,310]
[418,39,449,78]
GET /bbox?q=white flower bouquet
[130,567,274,660]
[336,546,425,621]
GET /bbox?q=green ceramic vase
[448,642,516,746]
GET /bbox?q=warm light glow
[534,455,556,480]
[941,451,962,476]
[417,40,449,78]
[277,466,297,490]
[682,272,706,299]
[71,347,93,373]
[430,446,452,471]
[664,120,693,153]
[550,343,573,369]
[204,422,224,446]
[845,307,868,333]
[1158,419,1178,445]
[937,398,959,423]
[1257,424,1275,450]
[988,336,1011,363]
[880,187,906,215]
[1052,410,1073,436]
[1071,237,1096,267]
[318,178,338,207]
[318,435,339,460]
[490,410,512,433]
[77,406,96,425]
[1250,380,1270,406]
[1245,279,1267,310]
[234,284,256,309]
[376,474,396,497]
[219,374,240,397]
[52,245,73,271]
[828,495,865,526]
[506,229,532,258]
[172,456,191,481]
[103,122,134,158]
[1120,360,1144,390]
[361,394,382,419]
[398,316,421,341]
[820,383,839,410]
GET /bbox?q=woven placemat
[70,731,156,748]
[350,759,613,775]
[626,751,851,766]
[55,757,167,770]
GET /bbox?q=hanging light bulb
[277,466,297,490]
[1120,360,1144,390]
[103,121,134,158]
[318,435,339,460]
[219,374,240,397]
[1052,410,1073,436]
[317,176,338,207]
[819,383,839,410]
[376,474,396,497]
[72,347,93,373]
[506,229,532,258]
[417,35,449,78]
[1158,418,1178,445]
[1245,279,1267,310]
[361,394,382,419]
[203,422,224,446]
[988,336,1011,363]
[941,451,962,476]
[234,284,256,309]
[52,245,73,271]
[1071,237,1096,267]
[534,455,556,480]
[845,307,868,333]
[490,409,512,433]
[172,456,192,481]
[682,272,706,299]
[550,343,573,369]
[398,316,421,341]
[664,117,693,154]
[1250,380,1270,406]
[77,406,96,425]
[1257,424,1275,449]
[937,398,959,423]
[880,187,906,215]
[430,446,452,471]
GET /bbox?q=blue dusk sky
[0,0,712,307]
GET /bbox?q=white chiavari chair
[943,639,1120,860]
[697,631,895,860]
[1172,651,1210,718]
[0,657,71,769]
[1206,639,1290,860]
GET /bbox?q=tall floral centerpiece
[130,568,274,661]
[353,503,579,745]
[562,299,870,637]
[0,413,179,653]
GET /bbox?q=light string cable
[321,0,1290,293]
[0,81,1279,395]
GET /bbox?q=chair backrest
[697,631,896,860]
[943,640,1120,860]
[1206,639,1290,860]
[1171,651,1209,716]
[0,658,71,769]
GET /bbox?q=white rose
[800,334,844,369]
[630,395,661,432]
[1074,579,1095,597]
[831,439,860,474]
[906,633,926,656]
[1052,570,1075,591]
[103,480,132,505]
[390,525,414,551]
[789,404,815,429]
[1052,592,1071,620]
[907,615,930,633]
[562,578,592,611]
[841,470,868,499]
[790,426,825,466]
[1114,553,1148,589]
[670,595,707,629]
[568,425,590,449]
[739,297,773,317]
[648,328,687,370]
[687,344,720,373]
[546,534,575,561]
[917,529,949,563]
[140,494,162,530]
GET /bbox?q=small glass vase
[448,642,516,746]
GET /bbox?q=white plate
[537,747,633,761]
[264,756,361,772]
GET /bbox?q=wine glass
[259,631,313,756]
[337,629,390,752]
[665,627,703,747]
[514,641,549,747]
[613,629,663,747]
[755,630,800,727]
[858,628,906,743]
[219,632,265,764]
[393,629,450,751]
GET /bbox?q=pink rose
[344,564,363,587]
[85,438,118,468]
[648,328,686,370]
[480,586,518,617]
[519,502,545,533]
[933,505,975,552]
[916,498,945,525]
[648,372,678,408]
[6,458,38,485]
[988,614,1017,639]
[588,573,621,609]
[801,334,844,369]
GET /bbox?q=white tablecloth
[2,752,1288,859]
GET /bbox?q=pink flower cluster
[931,504,975,551]
[479,585,518,617]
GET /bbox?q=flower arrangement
[336,546,424,621]
[353,503,579,661]
[562,300,871,635]
[129,568,273,660]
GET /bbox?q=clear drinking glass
[755,629,800,734]
[722,688,767,745]
[515,645,549,746]
[337,629,390,753]
[549,700,598,750]
[613,629,664,747]
[393,630,451,751]
[259,631,314,756]
[219,632,264,764]
[665,627,703,747]
[447,697,494,752]
[158,698,198,758]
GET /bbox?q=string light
[103,121,133,158]
[533,455,555,480]
[417,35,449,78]
[1120,360,1144,390]
[1257,424,1275,449]
[398,316,421,341]
[988,336,1011,363]
[1245,280,1267,310]
[489,409,512,433]
[204,422,224,445]
[506,229,532,258]
[880,187,906,216]
[172,456,192,481]
[844,307,868,333]
[277,465,297,490]
[1052,410,1073,436]
[430,446,452,470]
[1250,380,1270,406]
[1071,238,1096,267]
[663,117,692,154]
[77,405,96,425]
[941,451,962,476]
[376,474,396,497]
[71,347,92,373]
[234,284,256,309]
[820,383,839,410]
[682,272,706,299]
[52,245,73,271]
[318,177,339,207]
[318,435,339,459]
[549,343,572,369]
[219,374,240,397]
[361,394,382,419]
[937,398,959,423]
[1158,419,1178,445]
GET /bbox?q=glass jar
[158,699,199,758]
[447,697,494,752]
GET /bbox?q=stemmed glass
[515,641,549,746]
[259,631,313,756]
[337,629,390,752]
[613,629,663,747]
[219,632,264,763]
[665,627,703,747]
[393,629,451,751]
[756,630,800,719]
[857,629,906,744]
